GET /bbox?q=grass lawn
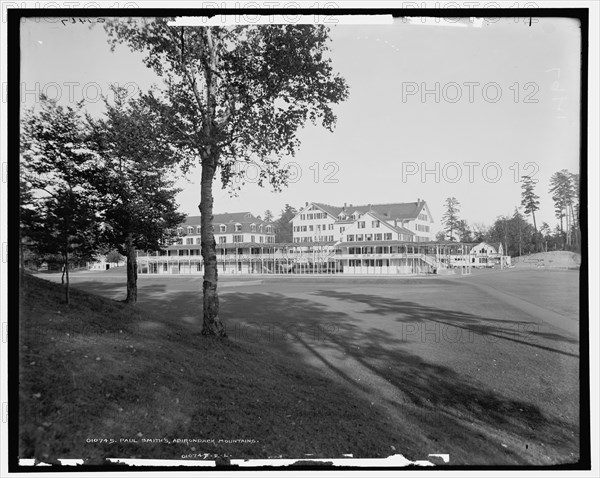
[19,269,582,465]
[19,274,426,464]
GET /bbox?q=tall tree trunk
[568,202,578,249]
[125,235,137,304]
[531,209,544,252]
[64,252,70,305]
[19,236,24,280]
[199,162,226,337]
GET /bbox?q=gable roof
[470,241,503,253]
[366,211,415,236]
[311,201,428,221]
[342,210,415,238]
[179,212,274,235]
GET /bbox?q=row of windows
[416,224,430,232]
[418,213,428,221]
[293,235,335,243]
[299,212,328,220]
[346,233,394,242]
[348,259,390,267]
[294,224,337,233]
[183,236,275,245]
[177,224,272,234]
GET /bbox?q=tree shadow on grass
[312,290,579,355]
[221,290,579,464]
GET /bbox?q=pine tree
[441,197,461,241]
[89,87,186,304]
[20,96,103,304]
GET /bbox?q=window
[347,234,354,241]
[358,221,365,229]
[259,236,264,243]
[301,214,305,220]
[219,224,227,233]
[323,224,327,231]
[186,238,193,244]
[186,226,193,234]
[259,225,263,232]
[375,233,382,241]
[366,234,373,241]
[233,235,243,243]
[328,224,333,230]
[196,238,201,244]
[251,235,255,243]
[356,234,364,241]
[384,233,392,240]
[235,224,242,232]
[372,220,380,228]
[251,224,256,232]
[340,227,345,234]
[196,226,201,234]
[219,236,227,244]
[176,238,183,245]
[309,225,313,232]
[265,225,272,233]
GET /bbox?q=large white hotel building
[136,200,508,275]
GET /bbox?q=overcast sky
[20,16,581,231]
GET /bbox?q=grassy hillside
[18,274,420,464]
[512,251,581,269]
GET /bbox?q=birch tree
[104,19,348,336]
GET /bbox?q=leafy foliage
[89,87,186,257]
[104,21,349,186]
[21,97,104,303]
[274,204,298,243]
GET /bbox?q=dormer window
[219,224,226,233]
[196,226,201,234]
[187,226,194,234]
[265,225,272,233]
[235,223,242,232]
[251,224,256,232]
[259,225,263,232]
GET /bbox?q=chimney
[305,201,308,207]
